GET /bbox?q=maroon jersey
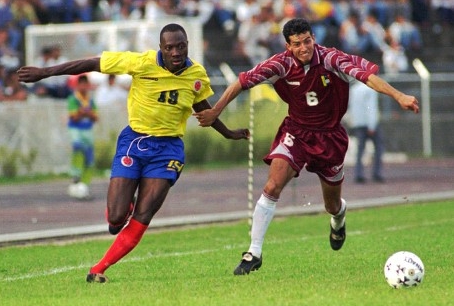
[239,44,379,129]
[239,45,379,184]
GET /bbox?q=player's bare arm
[366,74,419,114]
[17,58,101,83]
[192,100,249,140]
[194,80,243,127]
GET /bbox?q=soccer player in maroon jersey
[194,18,419,275]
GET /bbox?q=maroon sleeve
[238,52,292,89]
[320,46,380,83]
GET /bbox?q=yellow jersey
[100,50,214,137]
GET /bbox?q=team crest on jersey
[321,74,331,87]
[193,80,202,92]
[121,156,133,167]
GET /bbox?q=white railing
[24,18,204,65]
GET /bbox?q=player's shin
[90,218,148,274]
[248,193,277,257]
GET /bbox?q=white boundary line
[1,191,453,245]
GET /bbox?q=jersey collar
[311,44,321,66]
[157,50,193,75]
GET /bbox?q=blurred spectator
[348,80,385,184]
[237,4,274,66]
[302,0,334,45]
[266,20,286,55]
[331,0,351,26]
[144,0,183,20]
[144,0,171,20]
[0,26,21,70]
[387,0,412,24]
[368,0,391,26]
[410,0,430,25]
[159,0,180,15]
[118,0,142,20]
[208,0,236,35]
[387,13,422,51]
[279,0,297,28]
[338,11,371,54]
[0,63,4,86]
[27,0,49,24]
[381,36,409,119]
[33,44,72,98]
[382,37,408,75]
[40,0,74,23]
[74,0,94,22]
[349,0,371,22]
[0,0,23,52]
[67,74,98,200]
[96,0,122,21]
[0,68,28,102]
[94,74,128,106]
[10,0,40,53]
[432,0,454,25]
[177,0,213,25]
[236,0,260,23]
[11,0,40,29]
[362,8,387,52]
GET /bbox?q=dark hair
[282,18,313,43]
[160,23,187,41]
[77,74,89,84]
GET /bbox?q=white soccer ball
[68,182,90,199]
[384,251,425,289]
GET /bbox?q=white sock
[248,194,277,258]
[330,198,346,231]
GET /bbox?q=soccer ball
[384,251,425,289]
[68,182,90,200]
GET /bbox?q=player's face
[77,81,90,95]
[286,32,315,65]
[160,31,189,73]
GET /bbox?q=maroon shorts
[263,117,349,186]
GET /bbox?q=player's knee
[264,179,284,198]
[106,205,130,226]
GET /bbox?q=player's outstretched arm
[17,58,101,83]
[193,80,243,127]
[192,100,249,140]
[366,74,419,113]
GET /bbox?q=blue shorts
[111,126,185,186]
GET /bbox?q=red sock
[90,218,148,274]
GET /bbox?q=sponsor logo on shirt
[140,77,159,81]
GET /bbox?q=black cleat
[86,273,108,283]
[330,223,346,251]
[233,252,262,275]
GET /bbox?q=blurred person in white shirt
[94,74,129,107]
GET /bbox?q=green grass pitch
[0,200,453,306]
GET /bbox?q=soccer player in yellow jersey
[17,23,249,283]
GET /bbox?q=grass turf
[0,200,453,306]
